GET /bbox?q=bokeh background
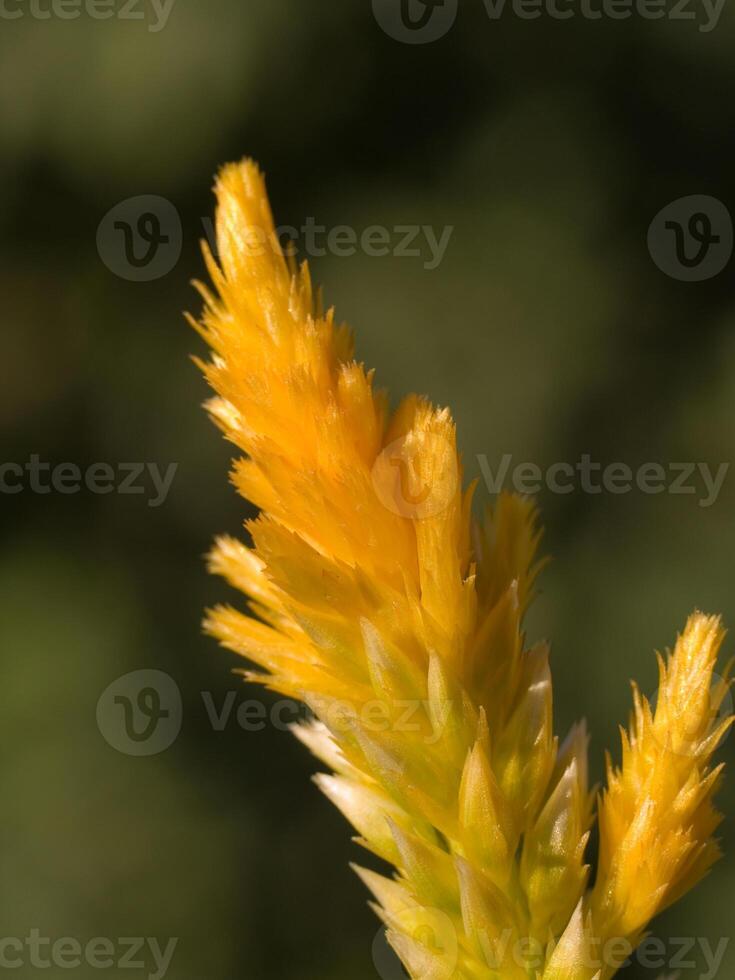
[2,1,735,977]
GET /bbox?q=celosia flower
[192,159,733,979]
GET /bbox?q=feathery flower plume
[192,159,732,979]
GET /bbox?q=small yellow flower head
[193,159,733,980]
[592,614,733,942]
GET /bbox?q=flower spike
[193,159,732,979]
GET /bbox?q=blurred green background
[1,1,734,977]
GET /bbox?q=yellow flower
[193,159,732,980]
